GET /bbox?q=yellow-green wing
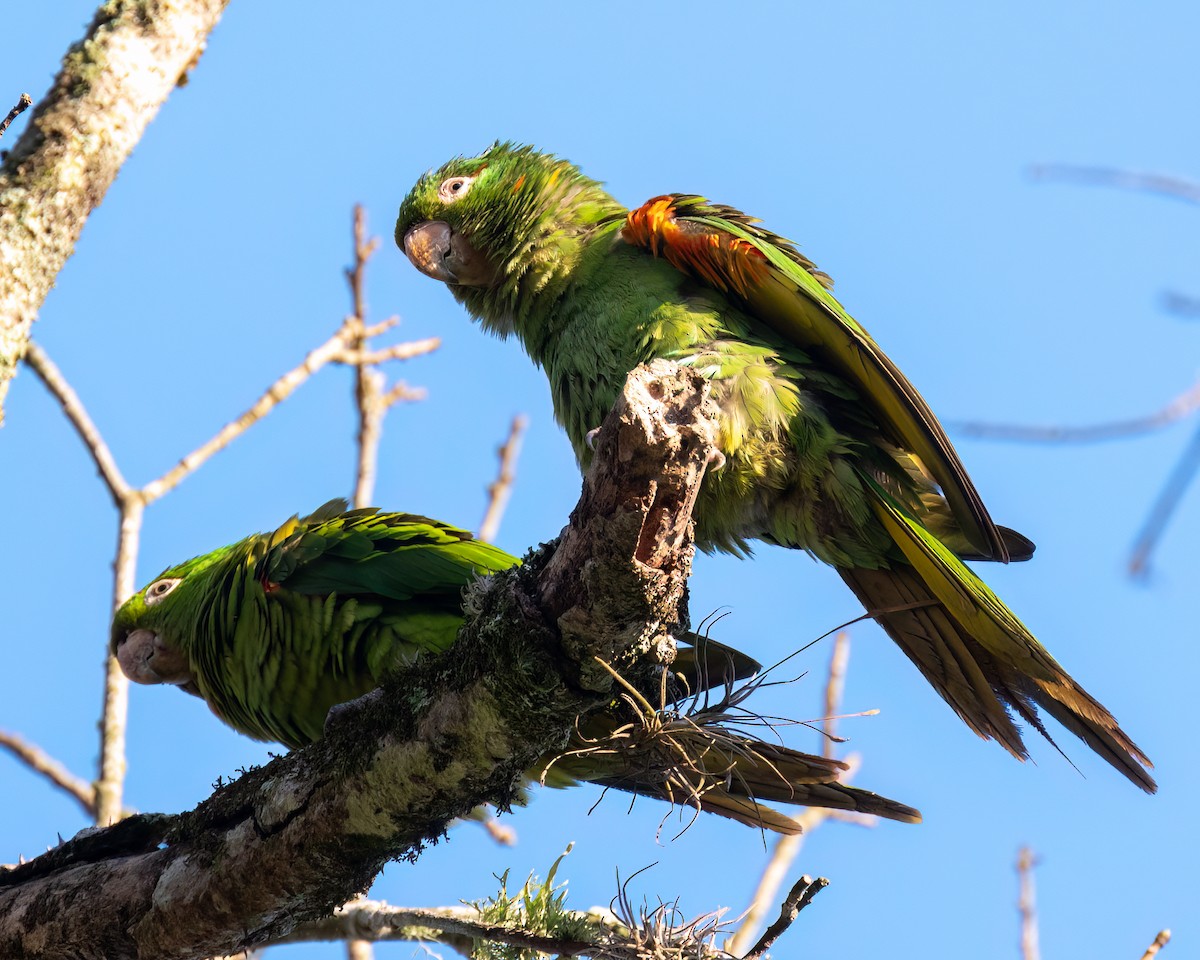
[622,195,1010,561]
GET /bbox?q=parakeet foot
[324,688,387,739]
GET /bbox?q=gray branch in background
[0,361,719,960]
[0,0,231,421]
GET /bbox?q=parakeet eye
[437,176,474,203]
[144,578,181,606]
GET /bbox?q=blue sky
[3,2,1197,956]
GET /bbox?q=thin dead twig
[22,343,131,502]
[1140,929,1172,959]
[1129,419,1200,577]
[1029,164,1200,206]
[478,414,529,542]
[142,329,355,502]
[742,875,828,960]
[96,498,145,824]
[725,632,853,956]
[1017,847,1040,960]
[0,730,95,817]
[0,93,32,138]
[21,343,138,823]
[1162,291,1200,319]
[343,205,438,507]
[482,819,518,846]
[952,377,1200,444]
[345,941,373,960]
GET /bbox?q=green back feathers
[112,501,519,747]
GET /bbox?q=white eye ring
[437,176,475,203]
[144,578,182,606]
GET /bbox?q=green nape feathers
[112,500,920,834]
[396,142,1155,792]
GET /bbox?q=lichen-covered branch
[0,0,231,421]
[0,362,718,960]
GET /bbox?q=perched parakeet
[396,143,1155,792]
[111,501,920,833]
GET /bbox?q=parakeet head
[396,142,625,333]
[110,547,236,689]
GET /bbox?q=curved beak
[115,627,195,687]
[402,221,495,286]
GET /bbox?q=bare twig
[345,941,374,960]
[742,875,828,960]
[725,632,853,956]
[1017,847,1040,960]
[347,205,382,508]
[381,380,426,407]
[133,326,438,506]
[1162,291,1200,319]
[22,342,131,503]
[952,377,1200,444]
[1029,164,1200,206]
[95,498,145,825]
[1129,419,1200,577]
[142,329,356,503]
[821,631,850,760]
[0,93,32,139]
[21,341,139,823]
[483,818,517,846]
[0,731,95,817]
[478,414,529,542]
[953,376,1200,576]
[1140,929,1172,959]
[341,206,438,507]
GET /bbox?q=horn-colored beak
[403,221,495,286]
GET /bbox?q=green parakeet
[395,143,1155,792]
[111,501,920,833]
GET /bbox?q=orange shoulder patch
[621,196,769,298]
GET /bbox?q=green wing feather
[624,197,1014,562]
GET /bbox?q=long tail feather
[850,476,1155,793]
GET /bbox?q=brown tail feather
[840,565,1156,793]
[841,566,1029,756]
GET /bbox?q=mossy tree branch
[0,361,719,960]
[0,0,230,422]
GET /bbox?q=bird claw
[585,426,602,451]
[706,448,727,471]
[324,687,386,737]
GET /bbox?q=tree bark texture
[0,0,230,422]
[0,362,719,960]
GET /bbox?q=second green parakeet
[112,501,920,833]
[395,143,1154,791]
